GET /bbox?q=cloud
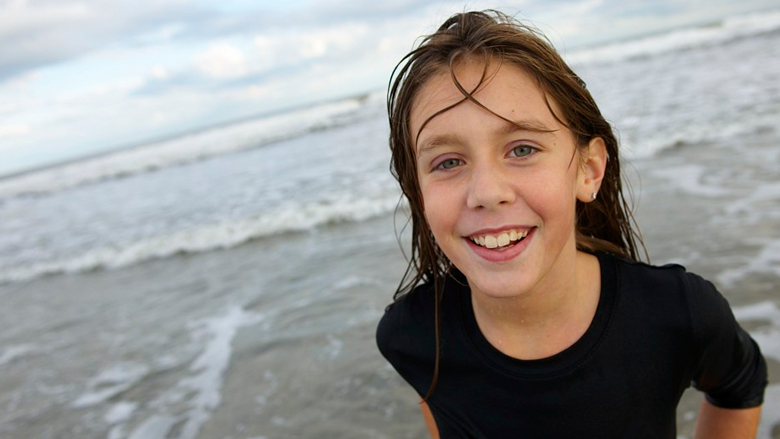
[0,0,208,82]
[135,21,381,97]
[0,124,31,138]
[196,44,248,79]
[151,66,170,80]
[253,23,370,67]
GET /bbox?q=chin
[463,271,534,300]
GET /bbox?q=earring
[591,192,598,200]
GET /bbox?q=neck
[470,250,601,360]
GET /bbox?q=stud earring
[591,192,598,200]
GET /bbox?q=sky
[1,0,778,177]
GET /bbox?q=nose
[465,160,516,210]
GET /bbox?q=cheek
[524,168,580,219]
[421,184,459,238]
[421,188,444,227]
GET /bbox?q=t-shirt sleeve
[376,287,437,398]
[686,272,768,408]
[375,299,414,379]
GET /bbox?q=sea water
[1,10,779,438]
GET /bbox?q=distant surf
[563,8,780,65]
[0,92,385,201]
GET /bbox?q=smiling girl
[376,10,767,439]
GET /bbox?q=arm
[694,397,761,439]
[420,399,440,439]
[684,273,767,438]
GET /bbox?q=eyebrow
[416,118,557,155]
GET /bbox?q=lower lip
[466,228,535,262]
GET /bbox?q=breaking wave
[564,9,780,65]
[0,192,403,284]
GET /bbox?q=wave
[620,112,778,160]
[0,91,386,201]
[0,192,403,285]
[564,9,780,66]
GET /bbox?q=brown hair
[387,10,646,399]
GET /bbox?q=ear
[576,137,607,203]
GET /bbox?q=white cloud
[0,0,201,81]
[0,124,31,138]
[568,0,605,15]
[0,0,93,39]
[133,23,186,44]
[151,111,168,126]
[253,23,370,69]
[151,66,169,80]
[196,43,248,79]
[247,84,272,99]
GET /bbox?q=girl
[376,10,767,439]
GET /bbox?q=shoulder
[603,252,688,289]
[600,252,689,311]
[376,282,437,365]
[375,282,439,397]
[600,256,767,407]
[601,252,728,327]
[377,282,437,337]
[605,252,744,343]
[602,252,720,301]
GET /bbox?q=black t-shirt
[376,252,767,438]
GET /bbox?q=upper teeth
[470,229,528,249]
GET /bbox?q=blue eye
[437,158,461,169]
[510,145,535,158]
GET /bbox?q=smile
[468,228,529,249]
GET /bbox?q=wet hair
[387,10,646,399]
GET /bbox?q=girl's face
[410,61,603,300]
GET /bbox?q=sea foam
[118,306,264,439]
[564,9,780,66]
[0,192,403,284]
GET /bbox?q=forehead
[409,61,564,143]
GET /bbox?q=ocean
[1,10,779,438]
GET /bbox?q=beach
[1,12,779,439]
